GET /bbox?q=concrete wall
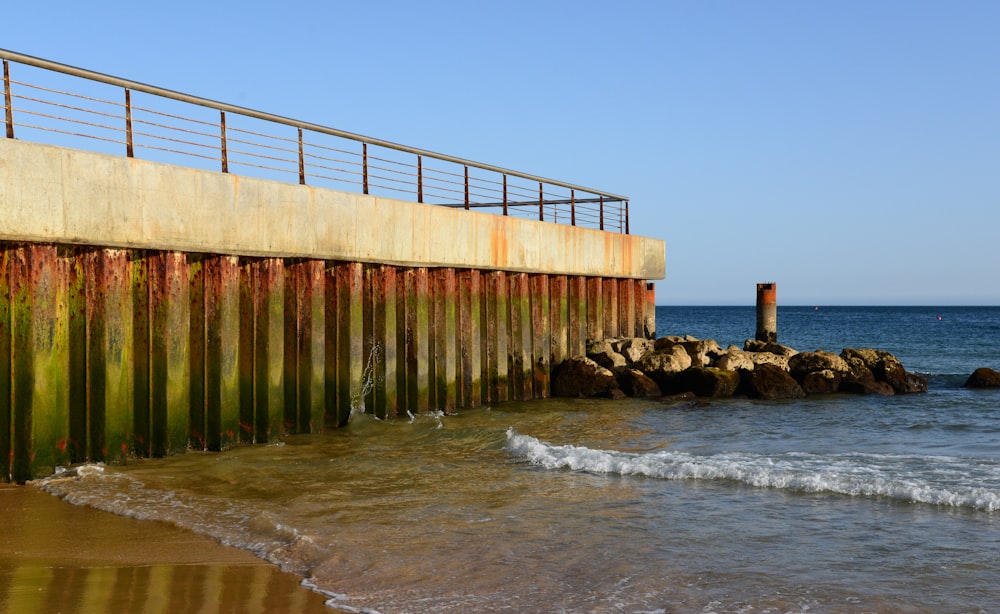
[0,139,664,279]
[0,139,666,482]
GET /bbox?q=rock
[620,338,655,365]
[653,336,686,352]
[748,352,790,371]
[744,340,798,357]
[587,339,627,371]
[552,357,620,398]
[615,367,662,398]
[788,351,850,379]
[638,344,693,385]
[714,349,756,372]
[673,367,740,398]
[874,355,927,394]
[841,348,926,394]
[739,364,805,400]
[965,367,1000,388]
[799,369,842,395]
[680,339,723,368]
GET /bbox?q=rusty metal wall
[0,241,654,482]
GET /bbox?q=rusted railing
[1,49,629,233]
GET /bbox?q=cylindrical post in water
[755,282,777,343]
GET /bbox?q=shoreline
[0,483,330,613]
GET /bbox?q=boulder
[673,367,740,398]
[788,351,850,379]
[637,344,693,386]
[739,364,806,400]
[799,369,842,395]
[744,340,798,357]
[614,367,662,398]
[587,339,627,371]
[714,349,756,372]
[680,339,723,368]
[749,352,790,371]
[965,367,1000,388]
[653,336,686,352]
[874,355,927,394]
[552,357,620,398]
[620,338,655,365]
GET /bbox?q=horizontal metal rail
[1,48,629,233]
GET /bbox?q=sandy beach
[0,484,330,614]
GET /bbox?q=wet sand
[0,484,331,613]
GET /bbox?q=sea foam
[504,428,1000,511]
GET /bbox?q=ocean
[37,306,1000,613]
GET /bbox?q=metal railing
[1,49,629,233]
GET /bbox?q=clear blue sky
[5,1,999,305]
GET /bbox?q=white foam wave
[504,429,1000,511]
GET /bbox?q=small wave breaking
[504,428,1000,511]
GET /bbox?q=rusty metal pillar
[755,282,777,343]
[568,276,587,356]
[643,282,656,339]
[509,273,532,401]
[433,268,457,412]
[482,271,500,403]
[414,267,431,412]
[619,279,636,339]
[530,274,551,399]
[150,251,190,454]
[336,262,364,416]
[586,277,603,342]
[0,245,10,481]
[602,278,618,337]
[549,275,569,369]
[376,264,398,418]
[493,271,510,402]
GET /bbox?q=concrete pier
[0,139,664,481]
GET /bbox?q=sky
[4,1,999,305]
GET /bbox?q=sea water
[37,306,1000,613]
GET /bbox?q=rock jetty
[552,336,930,400]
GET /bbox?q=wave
[504,429,1000,511]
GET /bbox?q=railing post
[3,59,13,139]
[125,88,134,158]
[297,127,305,185]
[417,155,423,203]
[625,200,630,234]
[538,182,544,222]
[464,165,470,210]
[502,174,509,216]
[362,143,369,195]
[599,195,605,231]
[220,111,228,173]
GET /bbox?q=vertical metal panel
[261,258,286,441]
[66,248,87,463]
[215,255,241,449]
[435,268,457,412]
[549,275,569,367]
[619,278,635,339]
[99,249,134,465]
[151,252,190,455]
[586,277,603,342]
[323,262,344,427]
[205,256,226,451]
[568,276,586,357]
[0,245,11,481]
[362,264,377,415]
[305,259,326,431]
[188,256,206,449]
[414,267,430,412]
[602,278,618,338]
[463,269,482,408]
[335,262,363,416]
[482,270,498,404]
[283,260,300,433]
[530,274,550,399]
[377,265,398,418]
[492,271,509,403]
[401,269,418,412]
[238,257,256,441]
[509,273,532,401]
[13,245,71,480]
[131,250,150,457]
[644,282,656,339]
